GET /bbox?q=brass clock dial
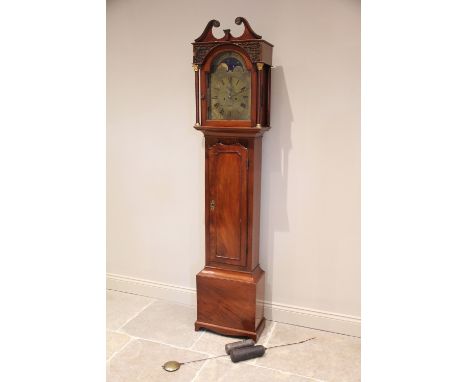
[208,52,251,120]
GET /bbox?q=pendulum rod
[162,337,316,372]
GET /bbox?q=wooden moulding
[194,125,270,138]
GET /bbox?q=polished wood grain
[195,266,266,341]
[192,18,272,342]
[207,143,248,267]
[204,137,263,273]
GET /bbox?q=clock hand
[232,85,247,96]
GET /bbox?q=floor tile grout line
[106,336,134,363]
[115,299,155,332]
[249,321,277,366]
[107,333,215,374]
[248,362,324,381]
[190,359,209,382]
[242,321,324,381]
[107,288,159,301]
[262,321,277,348]
[189,329,206,350]
[208,355,323,381]
[112,330,213,357]
[107,288,195,309]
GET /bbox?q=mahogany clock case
[192,18,273,341]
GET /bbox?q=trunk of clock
[207,143,248,267]
[195,133,266,341]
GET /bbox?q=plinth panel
[195,266,265,341]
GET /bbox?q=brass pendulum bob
[162,360,181,372]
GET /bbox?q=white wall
[107,0,360,334]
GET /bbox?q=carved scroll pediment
[194,17,262,43]
[192,17,272,66]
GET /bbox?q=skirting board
[107,273,361,337]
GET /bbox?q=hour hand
[233,86,247,96]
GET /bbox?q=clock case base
[195,266,266,341]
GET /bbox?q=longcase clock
[192,17,273,341]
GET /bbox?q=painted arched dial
[207,51,251,120]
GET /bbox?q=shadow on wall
[261,65,293,303]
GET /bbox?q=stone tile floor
[106,290,360,382]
